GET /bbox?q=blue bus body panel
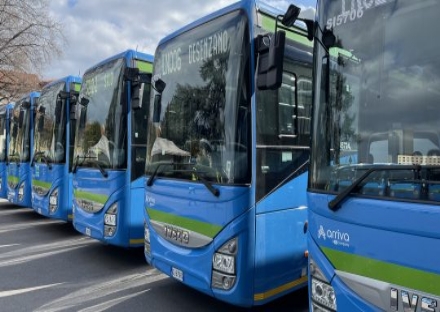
[73,169,146,247]
[31,164,70,220]
[254,172,308,302]
[0,162,8,198]
[146,179,254,306]
[308,193,440,311]
[7,162,32,207]
[73,169,127,244]
[72,50,152,247]
[146,176,309,306]
[31,76,81,221]
[8,92,39,207]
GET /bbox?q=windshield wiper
[72,155,108,178]
[86,158,108,178]
[31,151,53,170]
[328,164,421,211]
[146,162,220,197]
[32,152,53,170]
[146,162,173,187]
[31,151,43,167]
[8,153,20,166]
[72,155,80,174]
[192,167,220,197]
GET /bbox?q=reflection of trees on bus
[160,53,227,158]
[329,54,358,165]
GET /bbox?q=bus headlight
[18,182,25,201]
[211,237,237,290]
[104,203,117,237]
[49,188,59,214]
[310,258,337,311]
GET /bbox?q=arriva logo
[318,225,350,247]
[145,193,155,207]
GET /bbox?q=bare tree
[0,0,65,102]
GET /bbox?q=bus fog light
[213,253,235,274]
[104,225,116,237]
[211,270,236,290]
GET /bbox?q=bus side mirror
[38,116,44,132]
[153,94,161,123]
[18,110,24,128]
[131,74,152,111]
[79,109,87,129]
[22,101,31,109]
[256,31,286,90]
[12,123,17,137]
[70,104,77,120]
[152,77,166,122]
[124,67,139,81]
[37,105,46,131]
[55,96,63,124]
[131,82,145,110]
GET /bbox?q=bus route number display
[327,0,395,29]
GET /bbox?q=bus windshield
[146,10,250,184]
[74,58,127,170]
[34,82,66,164]
[9,100,32,163]
[310,1,440,191]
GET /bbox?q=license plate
[171,267,183,282]
[85,227,91,236]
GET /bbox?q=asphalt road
[0,200,309,312]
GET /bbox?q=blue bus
[72,49,153,247]
[305,1,440,311]
[31,76,82,220]
[7,92,40,207]
[143,0,313,307]
[0,103,15,199]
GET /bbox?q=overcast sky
[43,0,316,80]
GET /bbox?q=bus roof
[84,49,153,74]
[0,102,14,115]
[157,0,308,47]
[42,75,82,90]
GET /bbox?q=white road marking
[35,269,167,312]
[0,238,96,267]
[78,289,150,312]
[0,219,64,233]
[0,244,19,248]
[0,208,34,216]
[0,283,63,298]
[0,246,88,267]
